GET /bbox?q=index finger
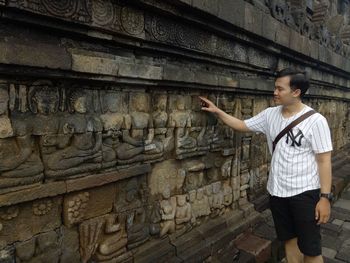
[199,96,210,103]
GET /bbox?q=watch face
[320,193,333,200]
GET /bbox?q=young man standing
[200,68,333,263]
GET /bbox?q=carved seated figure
[211,181,225,217]
[41,90,102,179]
[160,187,176,237]
[123,179,149,249]
[188,190,197,225]
[175,194,192,230]
[196,187,210,218]
[116,92,162,166]
[223,180,233,208]
[152,94,173,155]
[190,96,210,153]
[0,86,44,190]
[168,95,197,159]
[100,91,126,169]
[95,214,130,262]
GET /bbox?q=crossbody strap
[272,110,316,153]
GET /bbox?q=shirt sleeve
[243,108,269,134]
[309,116,333,154]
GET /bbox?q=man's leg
[304,255,323,263]
[290,190,323,263]
[285,237,303,263]
[269,195,301,262]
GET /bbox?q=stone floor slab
[323,247,337,259]
[334,199,350,211]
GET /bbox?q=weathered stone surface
[234,233,271,263]
[335,238,350,262]
[0,246,14,263]
[0,196,61,248]
[0,41,71,70]
[60,226,81,263]
[333,198,350,211]
[133,237,177,263]
[0,1,349,262]
[63,184,115,227]
[323,247,338,259]
[0,181,66,207]
[15,230,61,263]
[65,164,151,192]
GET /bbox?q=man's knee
[304,255,323,263]
[285,238,303,263]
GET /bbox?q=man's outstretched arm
[199,96,251,132]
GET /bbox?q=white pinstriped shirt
[244,105,333,197]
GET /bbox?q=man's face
[274,76,300,105]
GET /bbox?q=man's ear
[292,88,301,98]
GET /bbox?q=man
[199,68,333,263]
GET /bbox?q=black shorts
[269,189,321,257]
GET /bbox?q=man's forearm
[316,152,332,193]
[216,109,250,132]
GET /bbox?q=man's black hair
[276,68,309,98]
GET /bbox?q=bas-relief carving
[168,95,197,159]
[7,0,91,23]
[1,82,236,192]
[117,92,163,166]
[91,0,145,37]
[100,90,126,169]
[79,213,131,263]
[0,84,44,190]
[15,230,61,263]
[152,93,174,157]
[115,177,150,249]
[40,89,102,179]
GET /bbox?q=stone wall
[0,0,349,262]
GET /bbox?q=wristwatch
[320,192,334,201]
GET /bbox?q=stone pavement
[322,183,350,263]
[233,145,350,263]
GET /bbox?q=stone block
[15,230,61,263]
[71,53,120,75]
[133,237,177,263]
[196,216,227,239]
[332,177,345,198]
[0,181,66,207]
[289,30,303,53]
[63,184,115,227]
[60,226,80,263]
[0,196,61,248]
[65,164,151,192]
[321,223,343,237]
[253,222,277,241]
[262,15,279,42]
[235,232,271,263]
[333,198,350,211]
[170,229,204,256]
[322,247,337,259]
[0,29,71,70]
[118,63,163,80]
[194,71,218,86]
[177,239,211,263]
[335,238,350,262]
[0,246,14,263]
[275,23,290,47]
[244,3,263,36]
[163,65,195,83]
[218,0,245,28]
[192,0,219,16]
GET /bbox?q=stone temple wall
[0,0,349,262]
